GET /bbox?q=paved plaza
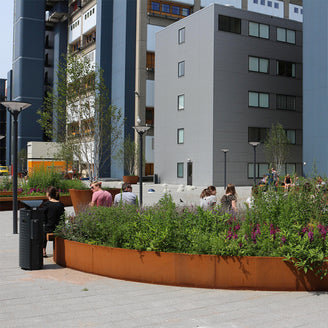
[1,185,328,327]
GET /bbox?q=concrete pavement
[1,201,328,326]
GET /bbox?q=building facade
[9,0,302,180]
[303,0,328,177]
[0,79,6,166]
[155,4,302,186]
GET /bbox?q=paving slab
[1,203,328,327]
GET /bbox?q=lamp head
[0,101,31,114]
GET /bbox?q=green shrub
[55,189,328,276]
[25,166,87,194]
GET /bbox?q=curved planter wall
[55,238,328,291]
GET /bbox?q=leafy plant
[26,165,87,192]
[39,53,124,179]
[115,135,140,176]
[264,122,290,174]
[55,186,328,277]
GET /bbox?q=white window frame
[178,61,185,77]
[178,27,185,44]
[178,94,185,110]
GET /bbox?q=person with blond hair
[220,184,237,213]
[90,181,112,207]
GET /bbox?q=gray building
[0,79,6,166]
[303,0,328,177]
[155,4,302,186]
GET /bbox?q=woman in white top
[199,186,217,210]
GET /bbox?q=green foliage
[26,166,87,193]
[0,174,12,191]
[114,135,140,176]
[38,53,124,179]
[264,122,290,174]
[56,186,328,276]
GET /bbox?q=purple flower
[281,236,286,244]
[234,224,240,231]
[308,230,314,242]
[269,224,279,240]
[318,224,327,240]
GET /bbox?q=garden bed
[54,237,328,291]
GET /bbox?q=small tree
[115,135,140,176]
[39,53,123,179]
[264,123,290,174]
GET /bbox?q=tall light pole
[220,148,229,190]
[0,136,5,166]
[0,101,31,234]
[133,117,150,207]
[249,142,260,186]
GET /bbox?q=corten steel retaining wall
[55,238,328,291]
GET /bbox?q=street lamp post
[133,117,150,207]
[0,101,31,234]
[220,148,229,190]
[249,142,260,186]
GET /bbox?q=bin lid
[20,200,44,209]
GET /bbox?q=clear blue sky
[0,1,14,79]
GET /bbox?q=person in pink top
[89,181,112,207]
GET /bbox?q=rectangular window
[249,22,269,39]
[178,27,185,44]
[249,56,269,73]
[219,15,241,34]
[178,94,185,110]
[260,0,265,5]
[277,60,296,77]
[177,128,184,144]
[286,163,296,175]
[178,61,185,77]
[286,130,296,144]
[294,7,298,13]
[151,1,160,11]
[162,4,170,13]
[249,92,269,108]
[268,1,272,7]
[146,52,155,70]
[276,95,296,110]
[248,127,269,143]
[177,163,184,178]
[146,107,154,125]
[181,8,189,16]
[274,2,279,9]
[286,29,296,44]
[172,6,180,15]
[277,27,296,44]
[253,0,258,3]
[248,163,270,179]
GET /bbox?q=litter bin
[154,174,159,184]
[19,200,45,270]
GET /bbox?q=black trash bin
[154,174,159,184]
[19,200,45,270]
